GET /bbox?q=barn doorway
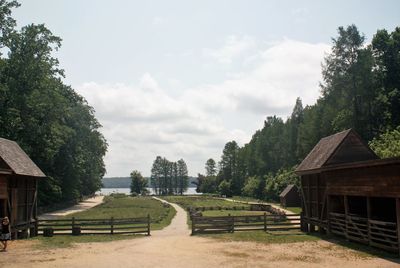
[0,199,7,218]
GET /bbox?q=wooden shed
[0,138,46,238]
[295,129,400,254]
[279,184,301,208]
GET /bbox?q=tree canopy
[0,1,107,205]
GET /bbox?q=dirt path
[1,198,398,268]
[39,196,104,220]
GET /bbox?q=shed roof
[279,184,297,197]
[0,138,46,177]
[295,129,378,174]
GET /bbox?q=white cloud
[202,35,256,64]
[76,38,330,177]
[152,16,166,26]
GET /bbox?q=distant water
[98,187,200,196]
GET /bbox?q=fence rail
[37,215,151,236]
[329,212,398,253]
[191,213,300,235]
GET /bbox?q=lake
[98,187,200,195]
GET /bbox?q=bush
[218,180,232,197]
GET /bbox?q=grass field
[229,196,302,214]
[162,195,250,209]
[205,230,320,244]
[34,195,176,248]
[202,210,267,216]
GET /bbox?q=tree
[177,159,189,195]
[205,158,217,176]
[218,180,232,197]
[241,176,265,199]
[130,170,148,195]
[0,5,107,205]
[369,126,400,158]
[218,141,242,194]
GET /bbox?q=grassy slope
[34,196,176,248]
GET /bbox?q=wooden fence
[37,215,151,236]
[329,212,399,253]
[191,213,300,235]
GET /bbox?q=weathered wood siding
[325,163,400,197]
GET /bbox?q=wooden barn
[0,138,46,238]
[279,184,301,208]
[295,129,400,254]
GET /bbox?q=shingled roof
[0,138,46,177]
[295,129,378,174]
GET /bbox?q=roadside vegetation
[34,195,176,248]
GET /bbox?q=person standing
[1,217,11,251]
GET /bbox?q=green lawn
[204,230,321,244]
[285,207,302,214]
[66,195,175,229]
[34,195,176,248]
[162,195,250,209]
[202,210,267,216]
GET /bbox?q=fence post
[111,217,114,235]
[229,214,234,233]
[264,212,267,232]
[72,217,75,235]
[147,214,151,236]
[191,217,195,235]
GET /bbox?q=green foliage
[0,1,107,205]
[130,170,148,195]
[241,176,265,199]
[369,126,400,158]
[197,174,217,194]
[264,168,299,201]
[218,180,232,197]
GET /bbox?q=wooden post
[264,212,267,232]
[396,198,400,256]
[147,214,151,236]
[72,217,75,235]
[229,214,234,233]
[326,194,331,235]
[367,197,371,246]
[344,195,349,240]
[110,217,114,235]
[191,216,195,235]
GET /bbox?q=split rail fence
[329,212,399,253]
[37,215,151,236]
[191,213,300,235]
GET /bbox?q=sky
[14,0,400,177]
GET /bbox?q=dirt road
[39,196,105,220]
[1,198,399,268]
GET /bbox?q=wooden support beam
[344,195,349,241]
[396,198,400,256]
[326,194,331,235]
[367,197,371,246]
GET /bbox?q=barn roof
[279,184,297,197]
[295,129,378,175]
[0,138,46,177]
